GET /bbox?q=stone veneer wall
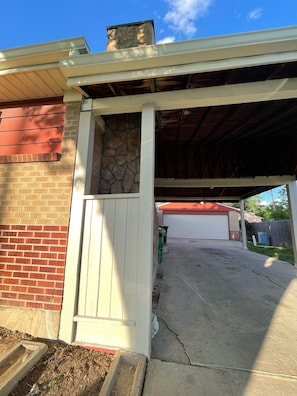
[99,114,140,194]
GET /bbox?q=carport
[144,238,297,395]
[59,23,297,356]
[62,24,297,257]
[2,19,297,362]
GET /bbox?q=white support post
[135,103,155,357]
[59,104,95,343]
[240,199,248,249]
[286,182,297,266]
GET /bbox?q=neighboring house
[242,212,263,223]
[158,202,240,240]
[1,21,297,357]
[225,206,263,223]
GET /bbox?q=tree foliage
[244,195,262,214]
[245,187,289,221]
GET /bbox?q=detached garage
[159,202,240,240]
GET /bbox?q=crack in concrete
[237,261,297,299]
[248,266,289,290]
[159,317,192,365]
[189,361,297,381]
[156,318,297,381]
[229,254,290,290]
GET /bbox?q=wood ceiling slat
[35,70,61,96]
[188,108,210,143]
[49,69,67,88]
[218,102,266,143]
[235,100,297,142]
[24,72,52,97]
[11,74,39,97]
[2,75,28,97]
[107,83,119,96]
[198,106,236,144]
[0,79,18,101]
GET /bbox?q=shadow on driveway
[145,239,297,395]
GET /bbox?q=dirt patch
[0,326,113,395]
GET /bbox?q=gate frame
[59,100,155,357]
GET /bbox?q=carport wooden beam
[155,196,241,202]
[91,78,297,115]
[65,52,297,88]
[154,176,295,189]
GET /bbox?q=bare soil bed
[0,326,113,396]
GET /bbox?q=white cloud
[164,0,213,37]
[157,36,176,44]
[248,7,263,20]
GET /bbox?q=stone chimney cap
[106,19,154,30]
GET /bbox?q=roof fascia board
[0,37,89,71]
[91,77,297,115]
[66,51,297,87]
[155,176,296,188]
[60,26,297,78]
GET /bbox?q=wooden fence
[249,220,292,248]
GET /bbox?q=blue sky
[1,0,295,203]
[261,187,283,206]
[1,0,297,51]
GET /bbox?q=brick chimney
[106,20,155,51]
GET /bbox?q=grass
[247,242,295,265]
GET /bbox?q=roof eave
[59,26,297,80]
[0,37,90,72]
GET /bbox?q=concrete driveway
[143,239,297,395]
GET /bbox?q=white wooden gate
[74,193,140,350]
[60,105,154,356]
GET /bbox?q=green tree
[245,188,289,221]
[259,204,288,220]
[278,186,288,210]
[245,195,262,214]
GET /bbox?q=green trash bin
[159,225,168,244]
[158,227,166,264]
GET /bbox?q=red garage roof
[159,202,238,214]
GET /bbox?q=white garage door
[163,214,229,240]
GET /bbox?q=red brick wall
[0,101,81,312]
[0,225,68,311]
